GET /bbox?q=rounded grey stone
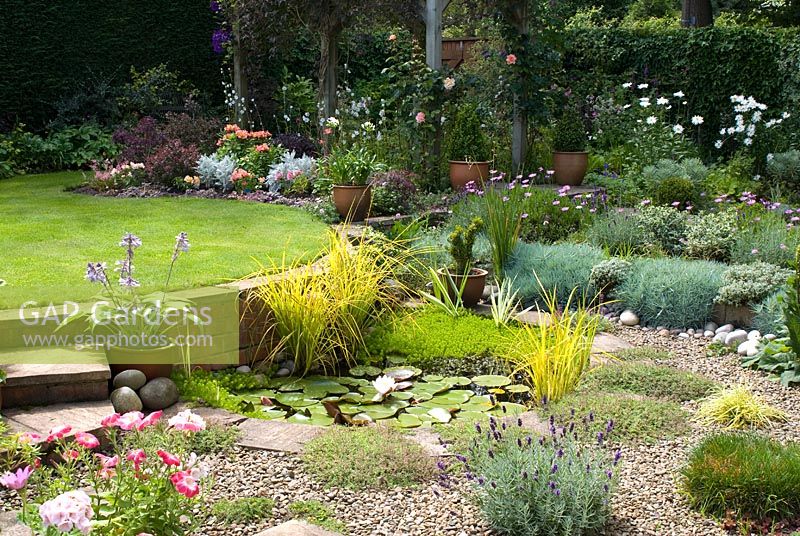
[110,387,143,413]
[113,369,147,391]
[619,310,639,326]
[138,377,179,410]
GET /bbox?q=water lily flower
[0,466,33,490]
[168,410,207,433]
[373,375,397,398]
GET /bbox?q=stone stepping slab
[0,511,31,536]
[0,355,110,408]
[252,520,340,536]
[1,400,114,440]
[163,402,248,427]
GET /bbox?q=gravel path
[2,326,798,535]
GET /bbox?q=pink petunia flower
[74,432,100,450]
[157,450,181,467]
[168,410,207,433]
[46,425,73,442]
[39,490,93,535]
[136,411,163,431]
[101,413,121,428]
[170,470,200,498]
[0,466,33,490]
[117,411,144,431]
[126,449,146,472]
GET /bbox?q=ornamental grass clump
[247,228,413,375]
[502,285,600,403]
[681,433,800,524]
[697,385,787,429]
[452,414,620,536]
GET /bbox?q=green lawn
[0,172,329,309]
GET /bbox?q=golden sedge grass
[502,283,600,403]
[697,385,788,429]
[244,226,423,375]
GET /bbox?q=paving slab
[2,400,115,439]
[163,403,248,426]
[0,356,110,408]
[591,332,634,356]
[236,418,325,453]
[0,511,32,535]
[252,520,339,536]
[407,427,449,457]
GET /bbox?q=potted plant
[327,146,382,221]
[552,107,589,186]
[60,232,196,381]
[437,217,487,307]
[445,104,491,190]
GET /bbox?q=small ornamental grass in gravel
[450,415,621,536]
[681,433,800,525]
[579,363,717,402]
[212,497,274,525]
[696,385,788,429]
[288,500,347,533]
[302,426,435,490]
[547,392,691,444]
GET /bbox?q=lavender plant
[450,414,620,536]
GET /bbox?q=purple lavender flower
[209,0,220,11]
[551,463,559,474]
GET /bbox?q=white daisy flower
[691,115,704,125]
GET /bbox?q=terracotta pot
[449,161,490,191]
[332,185,372,222]
[106,345,179,382]
[552,151,589,186]
[437,267,488,308]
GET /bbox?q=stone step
[1,349,110,408]
[253,520,340,536]
[1,399,114,439]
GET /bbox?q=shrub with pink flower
[1,409,210,535]
[415,112,426,124]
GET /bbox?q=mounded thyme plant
[715,262,791,307]
[450,414,620,536]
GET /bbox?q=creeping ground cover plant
[0,409,209,535]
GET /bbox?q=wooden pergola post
[423,0,446,69]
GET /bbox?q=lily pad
[422,374,444,382]
[427,391,473,406]
[388,391,414,401]
[405,406,431,416]
[394,413,422,428]
[303,379,349,397]
[287,413,334,426]
[443,376,473,387]
[411,381,450,396]
[340,392,364,403]
[359,405,402,420]
[277,379,307,392]
[274,392,318,408]
[349,366,382,377]
[260,407,287,420]
[351,413,375,424]
[471,375,512,388]
[506,384,531,394]
[427,407,452,423]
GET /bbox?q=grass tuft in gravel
[697,385,788,429]
[580,363,717,402]
[614,346,671,362]
[288,500,347,533]
[212,497,274,524]
[548,392,692,444]
[681,433,800,524]
[302,426,435,490]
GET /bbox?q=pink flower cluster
[39,490,93,535]
[230,168,252,183]
[0,466,33,490]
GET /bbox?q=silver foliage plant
[265,150,317,193]
[196,154,236,191]
[449,415,620,536]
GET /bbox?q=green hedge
[0,0,220,127]
[562,26,800,153]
